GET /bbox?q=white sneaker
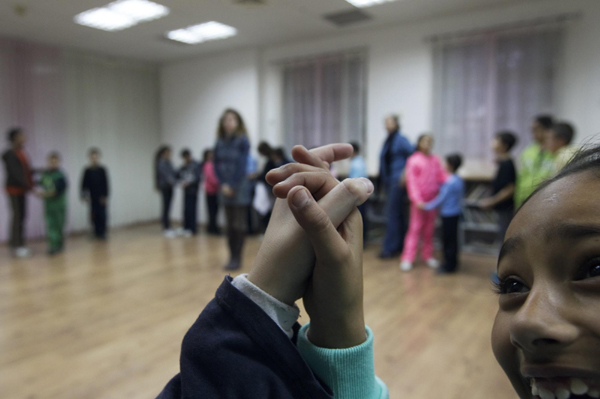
[426,258,440,269]
[175,228,185,236]
[164,230,177,238]
[14,247,32,258]
[400,261,413,271]
[182,230,193,238]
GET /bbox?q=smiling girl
[492,145,600,399]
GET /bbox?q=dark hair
[7,127,23,143]
[273,148,285,159]
[217,108,247,138]
[258,141,273,157]
[552,122,575,146]
[520,144,600,210]
[181,148,191,158]
[154,145,170,189]
[495,131,518,152]
[416,134,432,152]
[350,142,360,154]
[445,153,462,172]
[535,115,554,130]
[89,147,101,156]
[203,148,214,162]
[48,151,61,160]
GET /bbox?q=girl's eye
[495,277,529,295]
[584,263,600,279]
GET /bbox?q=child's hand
[247,144,373,306]
[287,185,366,348]
[417,202,425,210]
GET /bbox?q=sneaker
[182,230,193,238]
[163,230,177,238]
[400,261,413,271]
[426,258,440,269]
[14,247,32,258]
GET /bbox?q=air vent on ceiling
[324,9,371,27]
[232,0,267,5]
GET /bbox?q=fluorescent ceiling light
[166,22,238,45]
[74,8,136,31]
[74,0,169,31]
[346,0,396,8]
[109,0,169,23]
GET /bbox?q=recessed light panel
[346,0,397,8]
[74,0,169,31]
[166,22,238,45]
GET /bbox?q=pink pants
[401,203,437,263]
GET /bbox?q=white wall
[160,49,259,222]
[63,52,161,232]
[160,0,600,178]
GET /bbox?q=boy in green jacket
[36,152,68,255]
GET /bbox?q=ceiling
[0,0,534,63]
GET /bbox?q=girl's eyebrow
[551,222,600,241]
[498,236,523,265]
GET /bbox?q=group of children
[2,127,110,256]
[389,114,577,276]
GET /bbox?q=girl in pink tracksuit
[400,134,447,271]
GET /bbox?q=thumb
[287,186,347,262]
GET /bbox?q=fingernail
[291,188,309,208]
[359,178,374,194]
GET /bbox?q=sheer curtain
[433,29,562,160]
[282,52,366,150]
[0,38,161,243]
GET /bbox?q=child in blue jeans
[419,154,464,273]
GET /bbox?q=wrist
[307,310,366,349]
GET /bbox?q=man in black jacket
[2,127,32,257]
[81,148,110,239]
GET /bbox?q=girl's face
[223,112,239,136]
[492,171,600,399]
[163,149,171,160]
[419,136,433,154]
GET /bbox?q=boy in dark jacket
[36,152,68,255]
[179,149,201,236]
[2,127,33,257]
[81,148,110,239]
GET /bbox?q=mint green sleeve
[297,323,389,399]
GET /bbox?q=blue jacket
[214,135,250,205]
[379,132,413,187]
[423,174,464,217]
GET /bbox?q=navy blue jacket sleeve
[156,277,334,399]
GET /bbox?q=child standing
[202,149,220,235]
[37,152,68,255]
[479,131,517,245]
[155,146,178,238]
[546,122,577,173]
[400,134,447,271]
[179,149,201,236]
[81,148,110,239]
[420,154,464,273]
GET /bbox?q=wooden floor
[0,224,515,399]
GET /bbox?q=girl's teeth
[539,388,556,399]
[589,389,600,398]
[570,378,589,395]
[555,387,570,399]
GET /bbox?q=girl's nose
[509,289,580,355]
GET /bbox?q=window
[433,29,562,160]
[282,51,367,150]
